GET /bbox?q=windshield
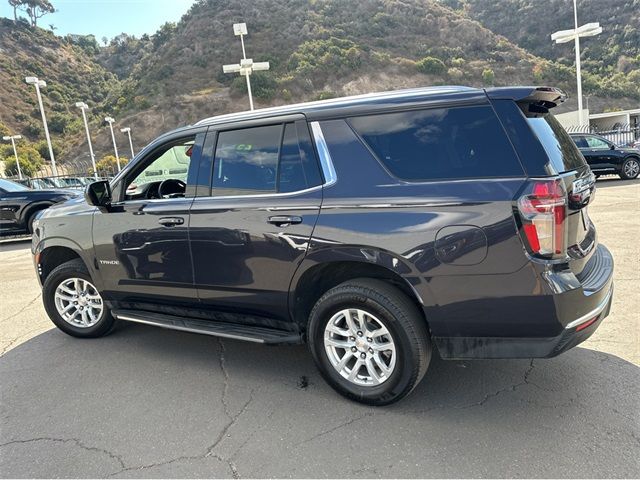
[526,113,587,173]
[0,178,30,192]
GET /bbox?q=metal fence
[2,161,118,190]
[564,123,640,147]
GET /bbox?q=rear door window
[585,136,610,149]
[348,105,524,181]
[212,122,322,196]
[213,125,281,195]
[525,114,587,173]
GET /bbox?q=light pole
[223,23,270,111]
[75,102,98,179]
[120,127,135,158]
[25,76,58,176]
[2,134,23,179]
[551,0,602,126]
[104,116,121,171]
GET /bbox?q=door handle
[158,217,184,227]
[267,215,302,227]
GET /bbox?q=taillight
[517,179,567,258]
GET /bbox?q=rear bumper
[435,243,614,359]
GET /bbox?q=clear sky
[0,0,196,40]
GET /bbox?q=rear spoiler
[485,86,567,110]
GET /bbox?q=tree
[8,0,20,22]
[1,144,44,177]
[49,23,56,32]
[11,0,55,27]
[93,155,128,175]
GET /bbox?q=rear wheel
[43,259,115,338]
[620,157,640,180]
[307,278,431,405]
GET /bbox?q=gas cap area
[434,225,488,265]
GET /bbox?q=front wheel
[620,157,640,180]
[43,259,115,338]
[307,278,431,405]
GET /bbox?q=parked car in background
[32,86,613,405]
[0,178,79,235]
[569,133,640,179]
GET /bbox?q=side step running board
[112,309,302,345]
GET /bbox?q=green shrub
[1,145,44,177]
[416,56,447,75]
[482,68,495,85]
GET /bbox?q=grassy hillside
[450,0,640,98]
[1,0,638,172]
[0,18,120,141]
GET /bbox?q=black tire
[42,258,115,338]
[26,209,44,234]
[619,157,640,180]
[307,278,431,405]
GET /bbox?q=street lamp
[551,0,602,126]
[120,127,135,158]
[223,22,270,111]
[75,102,98,180]
[2,134,23,179]
[104,116,121,171]
[25,76,58,176]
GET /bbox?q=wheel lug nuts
[360,352,366,359]
[349,336,355,341]
[367,337,372,342]
[357,331,363,337]
[368,347,374,353]
[351,347,357,353]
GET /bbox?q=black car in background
[569,133,640,179]
[32,86,614,405]
[0,178,78,235]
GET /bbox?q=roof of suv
[193,85,565,128]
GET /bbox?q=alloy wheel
[324,308,396,386]
[623,159,639,178]
[54,277,104,328]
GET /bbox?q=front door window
[124,137,196,200]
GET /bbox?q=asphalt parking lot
[1,178,639,478]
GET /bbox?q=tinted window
[349,105,523,180]
[212,123,322,196]
[571,135,588,148]
[279,123,323,193]
[585,136,610,149]
[526,114,586,173]
[213,125,281,195]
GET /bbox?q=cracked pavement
[1,179,639,478]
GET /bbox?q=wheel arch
[36,238,94,286]
[21,201,54,227]
[289,256,430,335]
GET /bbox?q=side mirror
[85,180,112,210]
[610,143,616,150]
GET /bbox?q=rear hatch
[520,108,597,276]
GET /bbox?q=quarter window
[212,122,322,196]
[349,105,524,181]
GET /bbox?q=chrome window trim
[194,184,323,201]
[564,286,613,330]
[310,121,337,187]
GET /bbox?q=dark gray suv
[32,86,614,404]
